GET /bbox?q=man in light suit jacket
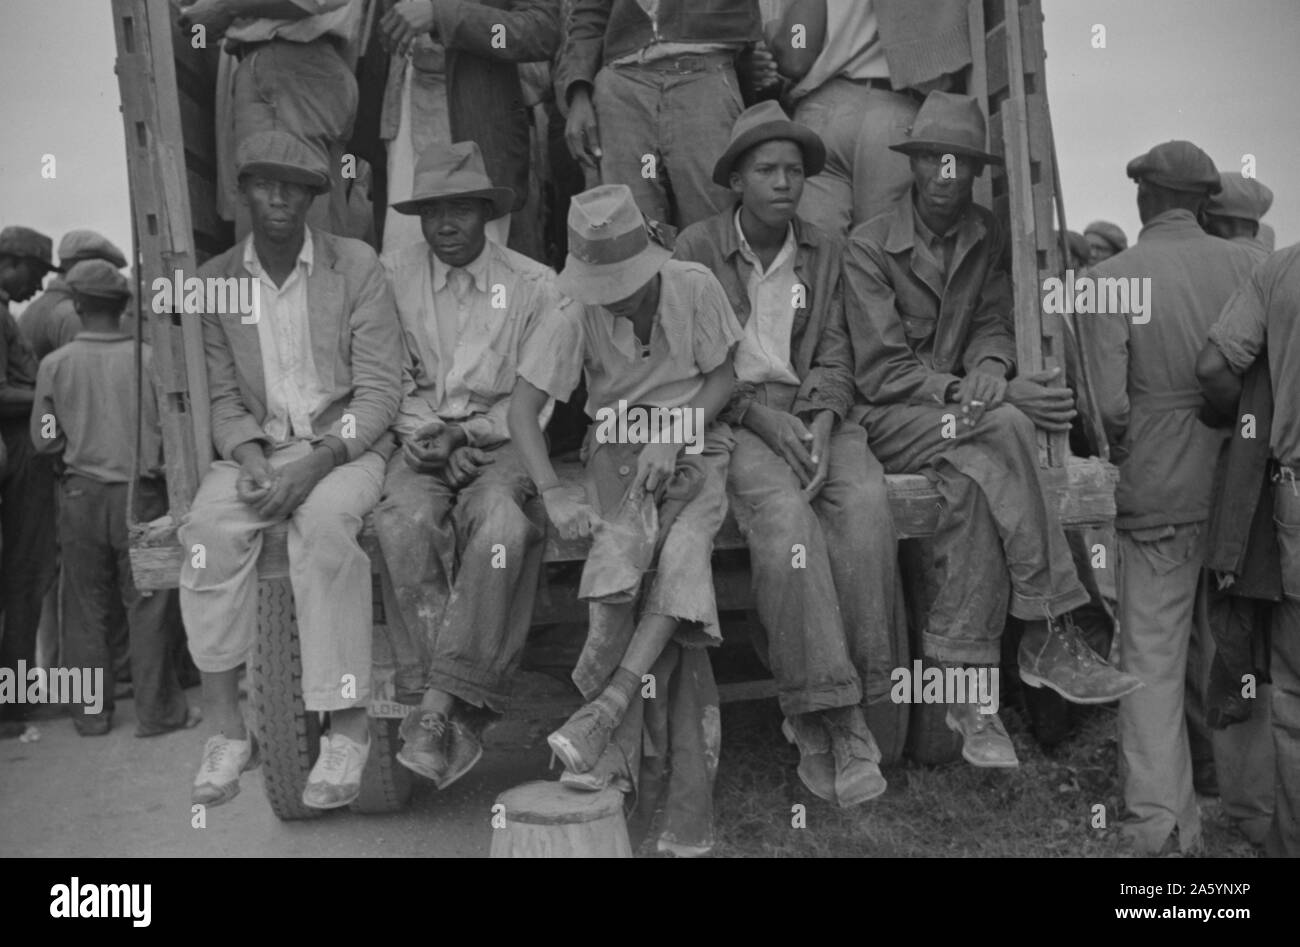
[179,130,403,811]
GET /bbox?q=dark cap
[1126,140,1221,194]
[236,130,330,194]
[58,230,128,269]
[1206,172,1273,222]
[66,258,131,301]
[0,226,56,270]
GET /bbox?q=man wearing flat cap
[1204,172,1274,262]
[1084,221,1127,266]
[21,231,130,361]
[845,92,1143,772]
[372,140,575,788]
[0,225,59,737]
[179,129,403,809]
[674,101,896,806]
[1079,139,1259,855]
[31,260,195,737]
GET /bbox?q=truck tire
[351,717,413,814]
[248,578,325,821]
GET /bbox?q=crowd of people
[0,0,1295,859]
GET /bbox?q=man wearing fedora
[510,184,742,853]
[1081,141,1258,855]
[846,91,1143,772]
[373,140,570,788]
[674,101,896,807]
[179,129,403,809]
[0,225,59,738]
[1204,171,1274,262]
[30,260,196,737]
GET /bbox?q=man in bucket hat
[510,183,743,854]
[845,92,1144,771]
[372,140,577,788]
[674,101,897,806]
[179,129,402,809]
[1080,140,1258,854]
[0,225,58,738]
[30,260,197,737]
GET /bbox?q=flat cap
[236,130,330,193]
[1207,172,1274,222]
[1126,140,1221,194]
[0,226,56,269]
[1084,220,1128,253]
[66,258,131,301]
[58,229,127,269]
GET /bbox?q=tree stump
[490,781,632,858]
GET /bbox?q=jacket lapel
[307,230,344,389]
[222,252,267,410]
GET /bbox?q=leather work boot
[781,713,836,804]
[548,700,618,775]
[435,717,483,790]
[945,701,1019,768]
[1019,614,1143,704]
[397,709,452,783]
[823,705,888,806]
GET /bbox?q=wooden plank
[967,0,992,209]
[130,459,1118,590]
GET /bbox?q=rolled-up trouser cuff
[1009,585,1092,622]
[922,632,1001,667]
[189,648,252,675]
[778,681,863,718]
[304,682,370,713]
[427,661,510,714]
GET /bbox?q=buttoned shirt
[732,208,800,386]
[244,231,332,445]
[30,333,163,482]
[520,260,743,416]
[1210,243,1300,468]
[787,0,889,102]
[383,238,568,445]
[225,0,361,47]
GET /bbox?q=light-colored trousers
[178,441,386,712]
[1117,521,1205,853]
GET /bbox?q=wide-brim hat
[712,100,826,187]
[391,141,515,219]
[0,226,57,271]
[889,91,1002,165]
[556,185,672,306]
[236,130,331,194]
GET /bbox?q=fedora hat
[889,91,1001,165]
[556,185,672,306]
[391,141,515,218]
[712,101,826,187]
[236,130,331,194]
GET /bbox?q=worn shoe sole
[547,731,591,775]
[395,746,449,784]
[836,768,888,807]
[945,712,1019,769]
[433,742,483,791]
[559,768,632,794]
[191,738,261,807]
[1019,666,1143,704]
[302,783,362,810]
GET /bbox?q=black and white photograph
[0,0,1296,910]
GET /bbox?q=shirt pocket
[1129,523,1203,577]
[461,347,513,400]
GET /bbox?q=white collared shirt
[244,231,330,444]
[732,208,801,386]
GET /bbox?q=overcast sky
[0,0,1296,306]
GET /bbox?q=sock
[594,667,641,723]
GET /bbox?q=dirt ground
[0,688,1262,859]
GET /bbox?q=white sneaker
[192,733,259,807]
[302,732,370,810]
